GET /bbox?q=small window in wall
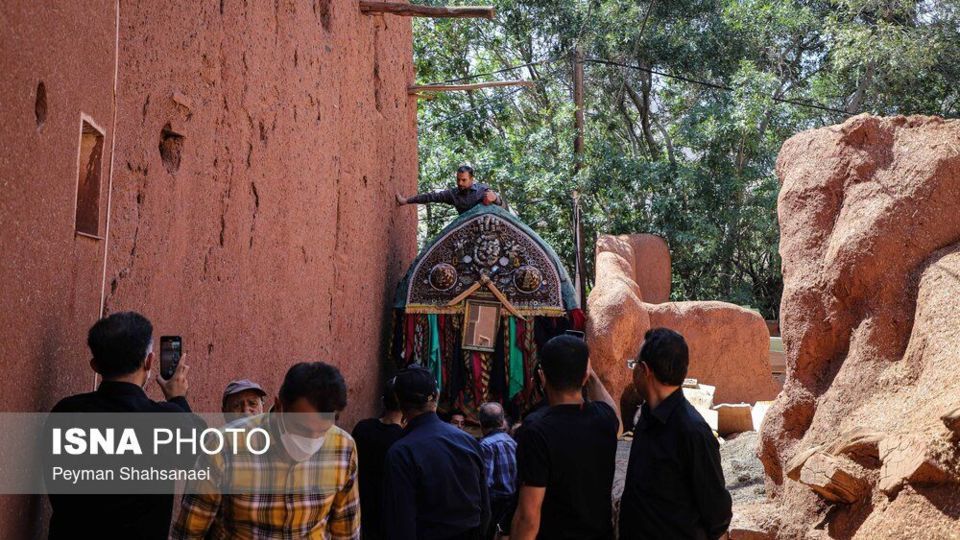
[75,116,104,237]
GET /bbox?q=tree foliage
[412,0,960,319]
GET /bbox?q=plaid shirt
[479,430,517,499]
[171,413,360,540]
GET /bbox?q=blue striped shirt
[479,430,518,499]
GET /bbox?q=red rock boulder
[587,234,780,410]
[760,115,960,538]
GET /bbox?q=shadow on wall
[586,233,781,416]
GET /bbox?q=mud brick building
[1,2,418,535]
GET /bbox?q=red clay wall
[1,2,119,536]
[102,0,418,423]
[2,1,417,537]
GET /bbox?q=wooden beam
[408,80,533,94]
[359,2,495,19]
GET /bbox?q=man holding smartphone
[48,311,193,540]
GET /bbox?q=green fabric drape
[428,314,442,392]
[508,317,523,398]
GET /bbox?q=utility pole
[572,46,587,311]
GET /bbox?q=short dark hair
[382,377,400,412]
[87,311,154,378]
[456,164,474,176]
[540,335,589,391]
[638,328,689,386]
[279,362,348,412]
[478,402,505,430]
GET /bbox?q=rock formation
[759,115,960,538]
[587,234,780,409]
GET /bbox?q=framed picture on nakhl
[462,300,501,352]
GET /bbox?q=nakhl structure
[391,205,582,419]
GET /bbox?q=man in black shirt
[512,335,620,540]
[396,164,506,214]
[619,328,732,540]
[352,378,404,539]
[383,366,490,540]
[48,311,193,540]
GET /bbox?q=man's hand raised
[157,354,190,400]
[482,190,498,205]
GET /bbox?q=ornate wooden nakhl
[391,205,582,420]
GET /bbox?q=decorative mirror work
[429,263,458,291]
[392,206,583,421]
[407,212,564,315]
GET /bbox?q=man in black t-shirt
[352,378,404,540]
[511,335,620,540]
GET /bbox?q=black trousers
[450,526,483,540]
[485,495,518,539]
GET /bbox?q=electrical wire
[435,57,562,84]
[586,57,853,116]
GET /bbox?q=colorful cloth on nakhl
[508,317,524,399]
[427,314,442,392]
[403,314,416,366]
[391,310,578,419]
[489,318,508,402]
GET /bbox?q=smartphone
[565,329,585,340]
[159,336,182,379]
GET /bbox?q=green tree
[412,0,960,319]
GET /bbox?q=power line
[425,86,528,128]
[585,57,853,116]
[436,57,562,84]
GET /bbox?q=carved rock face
[429,263,458,291]
[759,115,960,538]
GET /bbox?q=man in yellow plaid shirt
[172,362,361,539]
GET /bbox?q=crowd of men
[46,311,732,539]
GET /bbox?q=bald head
[478,402,505,433]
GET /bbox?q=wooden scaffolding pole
[409,80,533,95]
[359,2,495,19]
[572,47,587,310]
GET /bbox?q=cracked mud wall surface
[2,2,416,534]
[103,0,418,424]
[1,1,119,535]
[759,115,960,538]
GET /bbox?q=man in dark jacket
[396,164,506,214]
[619,328,732,540]
[48,311,192,540]
[382,366,490,540]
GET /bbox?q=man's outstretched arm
[396,189,455,206]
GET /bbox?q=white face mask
[279,412,326,462]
